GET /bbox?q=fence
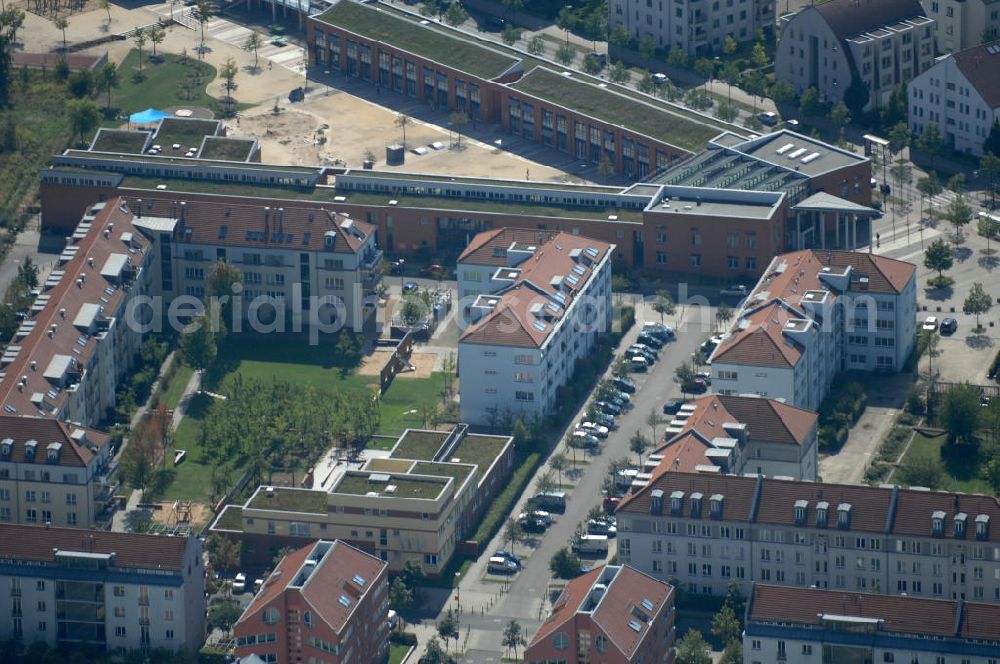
[928,381,1000,401]
[378,331,414,395]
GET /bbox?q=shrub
[472,452,540,547]
[905,386,926,416]
[990,347,1000,380]
[390,632,418,646]
[864,462,891,484]
[620,305,636,336]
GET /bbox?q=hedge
[817,379,867,453]
[390,632,418,646]
[472,452,541,547]
[990,347,1000,380]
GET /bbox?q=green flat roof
[510,68,724,152]
[64,150,321,173]
[411,461,473,487]
[116,176,646,222]
[153,118,220,152]
[315,0,518,79]
[199,137,255,162]
[213,504,245,531]
[449,434,509,474]
[391,430,449,461]
[334,473,447,499]
[247,487,328,513]
[91,130,149,154]
[350,170,622,193]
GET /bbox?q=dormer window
[794,499,808,526]
[975,515,990,541]
[650,489,664,515]
[24,440,37,461]
[690,492,703,518]
[816,501,829,528]
[837,503,852,529]
[670,491,684,516]
[710,494,724,519]
[46,442,62,463]
[954,513,967,539]
[0,439,11,457]
[932,510,946,537]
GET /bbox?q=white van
[572,534,609,555]
[232,572,247,594]
[488,556,517,574]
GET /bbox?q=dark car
[288,87,305,102]
[591,412,617,429]
[940,318,959,335]
[682,378,709,394]
[612,376,636,393]
[595,400,622,416]
[663,399,686,415]
[419,263,445,276]
[402,281,419,294]
[636,333,665,349]
[494,550,521,566]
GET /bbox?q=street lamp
[324,70,330,96]
[398,259,405,291]
[562,5,573,45]
[454,573,461,615]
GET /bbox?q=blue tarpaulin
[129,108,171,124]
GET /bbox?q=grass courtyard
[109,50,222,118]
[163,336,448,504]
[897,432,993,494]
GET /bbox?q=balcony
[360,248,384,271]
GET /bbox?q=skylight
[641,598,655,612]
[572,264,586,276]
[628,619,642,632]
[338,595,351,607]
[545,302,561,315]
[532,320,548,332]
[352,575,366,586]
[552,292,567,304]
[585,247,599,258]
[565,274,580,287]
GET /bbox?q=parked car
[572,534,610,555]
[232,572,247,594]
[531,491,567,512]
[636,332,665,349]
[494,550,521,567]
[922,316,939,331]
[612,390,631,405]
[785,119,801,129]
[630,356,650,372]
[519,515,548,533]
[628,346,657,363]
[663,399,686,415]
[682,377,709,394]
[518,509,553,526]
[696,371,712,385]
[757,111,779,126]
[402,281,419,294]
[612,376,636,393]
[720,284,750,297]
[595,400,622,416]
[487,556,518,574]
[571,430,600,447]
[419,263,445,276]
[579,421,610,438]
[591,412,617,429]
[651,72,668,85]
[587,518,617,538]
[643,322,675,341]
[940,318,958,335]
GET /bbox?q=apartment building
[743,584,1000,664]
[210,426,514,575]
[0,524,204,654]
[709,249,917,411]
[0,200,157,427]
[616,472,1000,603]
[525,565,676,664]
[609,0,774,56]
[776,0,935,111]
[233,540,389,664]
[909,41,1000,156]
[921,0,1000,53]
[457,230,613,427]
[0,416,114,528]
[645,394,818,481]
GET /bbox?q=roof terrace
[333,472,448,500]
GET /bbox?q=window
[114,607,126,618]
[165,629,174,641]
[263,608,280,625]
[553,631,570,650]
[690,254,702,267]
[113,585,125,597]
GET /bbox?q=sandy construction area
[151,500,212,527]
[356,350,437,379]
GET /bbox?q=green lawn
[388,644,411,664]
[160,362,195,411]
[898,432,993,494]
[165,336,448,503]
[110,50,219,117]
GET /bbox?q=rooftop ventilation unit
[775,143,795,155]
[801,152,821,164]
[788,148,807,159]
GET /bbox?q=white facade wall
[743,632,1000,664]
[712,363,797,405]
[921,0,1000,53]
[609,0,774,55]
[909,55,1000,157]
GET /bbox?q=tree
[584,13,607,49]
[715,302,735,332]
[436,608,459,654]
[890,160,912,204]
[149,25,165,58]
[675,629,712,664]
[68,69,93,98]
[501,23,518,45]
[501,0,522,22]
[720,60,739,102]
[536,470,557,497]
[550,453,568,486]
[946,193,974,241]
[639,34,656,60]
[799,86,821,116]
[985,118,1000,157]
[941,384,982,443]
[549,547,583,578]
[53,15,69,51]
[637,70,656,94]
[0,8,27,106]
[17,256,37,290]
[916,124,943,156]
[963,282,992,331]
[583,53,603,75]
[751,41,769,68]
[443,1,467,26]
[693,57,714,90]
[503,517,524,554]
[394,113,411,148]
[502,619,523,661]
[898,454,945,488]
[829,101,850,139]
[423,637,447,664]
[389,576,414,612]
[448,111,469,146]
[716,100,738,122]
[97,61,119,109]
[180,314,218,371]
[722,34,737,56]
[719,642,743,664]
[527,34,545,55]
[629,431,650,465]
[918,172,944,222]
[207,601,242,634]
[652,289,675,323]
[65,98,99,145]
[609,60,629,84]
[132,27,148,74]
[194,0,213,54]
[120,429,156,492]
[646,409,663,444]
[986,455,1000,495]
[555,42,576,66]
[675,361,695,391]
[666,44,688,68]
[243,31,263,71]
[923,239,953,284]
[978,215,1000,255]
[711,604,741,647]
[980,151,1000,208]
[220,57,239,112]
[843,76,869,117]
[556,6,577,43]
[99,0,112,24]
[769,78,796,106]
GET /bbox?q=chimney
[136,199,143,218]
[88,257,94,267]
[278,207,284,233]
[180,201,186,221]
[30,360,37,371]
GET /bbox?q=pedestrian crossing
[145,4,306,74]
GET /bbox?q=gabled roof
[814,0,926,39]
[0,415,110,467]
[0,523,191,571]
[711,301,804,368]
[792,191,879,214]
[749,584,1000,642]
[716,395,816,445]
[952,41,1000,109]
[530,567,602,645]
[458,228,557,265]
[618,472,759,516]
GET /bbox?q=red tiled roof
[716,395,816,445]
[618,472,759,516]
[592,566,673,658]
[959,601,1000,640]
[651,432,712,475]
[0,523,190,571]
[891,490,1000,543]
[457,228,557,265]
[0,415,110,467]
[530,567,602,645]
[711,301,804,368]
[754,478,892,533]
[459,231,613,348]
[953,42,1000,108]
